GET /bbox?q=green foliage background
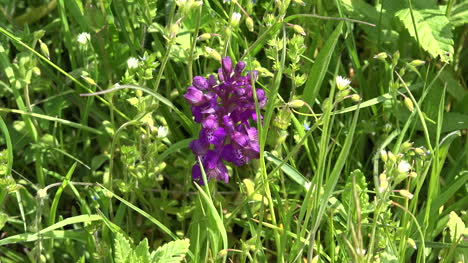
[0,0,467,262]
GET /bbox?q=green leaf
[264,151,310,190]
[0,212,9,231]
[301,22,343,106]
[133,238,151,263]
[447,211,465,243]
[114,232,132,263]
[339,0,383,23]
[151,239,190,263]
[343,169,369,213]
[449,2,468,27]
[396,8,454,63]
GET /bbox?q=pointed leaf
[151,239,190,263]
[396,8,454,62]
[114,232,132,263]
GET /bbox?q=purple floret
[184,56,267,184]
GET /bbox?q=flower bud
[399,189,414,199]
[197,33,211,41]
[400,141,413,152]
[409,171,417,178]
[404,97,414,112]
[351,94,361,102]
[217,249,228,259]
[170,23,179,38]
[288,99,305,108]
[407,238,417,249]
[293,24,306,36]
[388,151,397,163]
[246,17,254,32]
[410,59,425,67]
[32,67,41,76]
[392,50,400,67]
[380,150,388,162]
[414,147,426,156]
[81,75,97,86]
[39,40,50,59]
[205,47,221,61]
[373,52,387,61]
[378,173,388,193]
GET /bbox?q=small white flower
[230,12,241,27]
[157,126,169,138]
[398,160,411,173]
[127,57,139,69]
[77,32,91,45]
[336,75,351,90]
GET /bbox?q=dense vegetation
[0,0,467,262]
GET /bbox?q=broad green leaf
[151,239,190,263]
[343,169,370,214]
[447,211,465,243]
[396,8,454,63]
[114,232,132,263]
[339,0,383,23]
[133,238,151,263]
[449,2,468,27]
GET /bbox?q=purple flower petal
[212,161,229,183]
[221,144,246,166]
[184,86,205,106]
[192,163,203,182]
[200,127,226,146]
[234,61,245,77]
[232,131,249,147]
[193,76,209,90]
[202,115,219,129]
[221,57,232,80]
[212,127,226,145]
[189,139,209,156]
[204,150,219,169]
[208,75,217,87]
[191,106,203,123]
[222,115,235,133]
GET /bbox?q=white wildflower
[127,57,139,69]
[398,160,411,173]
[336,75,351,90]
[230,12,242,27]
[157,126,169,138]
[77,32,91,45]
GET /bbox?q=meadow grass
[0,0,467,262]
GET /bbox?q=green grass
[0,0,467,262]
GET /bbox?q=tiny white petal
[127,57,139,69]
[336,75,351,90]
[398,160,411,173]
[157,126,169,138]
[77,32,91,45]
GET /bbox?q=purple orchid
[184,56,267,184]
